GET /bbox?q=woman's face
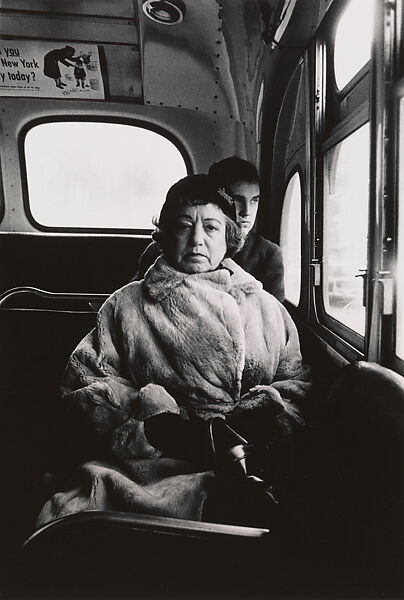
[167,203,227,273]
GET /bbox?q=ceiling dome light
[142,0,185,25]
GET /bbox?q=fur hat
[160,174,236,224]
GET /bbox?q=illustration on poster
[74,53,91,89]
[42,46,96,92]
[0,42,103,98]
[43,46,77,89]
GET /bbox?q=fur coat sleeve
[228,287,311,438]
[60,291,181,461]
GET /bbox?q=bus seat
[2,288,402,599]
[0,289,109,564]
[298,360,404,598]
[19,511,272,599]
[17,360,404,599]
[0,233,150,296]
[322,360,404,494]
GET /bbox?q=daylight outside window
[25,122,187,230]
[334,0,375,90]
[323,124,370,335]
[279,171,301,306]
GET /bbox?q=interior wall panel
[0,0,135,18]
[0,14,137,46]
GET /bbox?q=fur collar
[143,256,262,303]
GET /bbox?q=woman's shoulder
[226,261,286,313]
[224,258,267,304]
[116,280,145,301]
[100,280,145,314]
[224,258,261,287]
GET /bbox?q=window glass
[396,98,404,360]
[279,171,301,305]
[323,123,370,335]
[334,0,375,90]
[25,122,187,229]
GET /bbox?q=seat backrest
[305,360,404,596]
[0,299,102,554]
[324,360,404,473]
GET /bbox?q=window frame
[318,117,370,350]
[311,0,374,357]
[331,0,374,96]
[19,116,191,235]
[324,0,373,126]
[310,0,404,373]
[390,81,404,375]
[365,0,401,371]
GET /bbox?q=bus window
[334,0,375,90]
[279,171,301,306]
[322,123,369,335]
[396,97,404,361]
[312,0,374,351]
[24,121,187,231]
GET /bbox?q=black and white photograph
[0,1,403,599]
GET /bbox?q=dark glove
[144,413,213,468]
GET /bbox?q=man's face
[228,180,260,237]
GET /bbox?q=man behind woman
[133,156,285,302]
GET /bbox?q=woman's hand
[144,413,213,468]
[237,385,304,423]
[227,384,304,445]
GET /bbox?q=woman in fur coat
[39,174,310,528]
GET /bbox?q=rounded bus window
[279,171,302,306]
[322,123,370,335]
[24,121,187,230]
[333,0,375,91]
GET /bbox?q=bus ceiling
[0,0,333,119]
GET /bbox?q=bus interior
[0,0,403,598]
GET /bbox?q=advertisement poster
[0,40,104,99]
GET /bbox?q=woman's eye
[177,223,191,231]
[205,224,218,232]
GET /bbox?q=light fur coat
[61,256,308,461]
[37,257,310,528]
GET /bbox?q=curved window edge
[19,116,191,234]
[313,286,366,354]
[279,169,302,307]
[333,0,375,92]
